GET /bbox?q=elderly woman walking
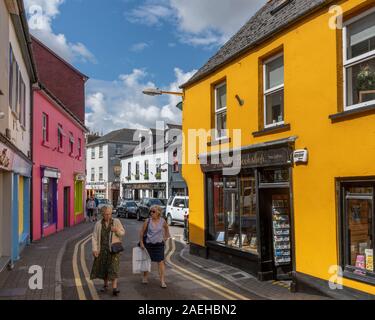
[91,205,125,296]
[139,205,171,288]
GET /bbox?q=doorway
[64,187,70,228]
[259,188,292,280]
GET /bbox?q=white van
[166,195,189,226]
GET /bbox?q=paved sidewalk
[175,243,330,300]
[0,222,94,300]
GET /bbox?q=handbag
[138,219,150,247]
[110,221,124,254]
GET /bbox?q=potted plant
[357,64,375,102]
[155,172,162,180]
[144,173,149,180]
[126,176,131,181]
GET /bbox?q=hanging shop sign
[0,142,14,171]
[75,174,86,181]
[200,146,293,172]
[293,149,308,164]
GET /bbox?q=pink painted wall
[32,90,86,241]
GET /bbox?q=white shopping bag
[132,247,151,274]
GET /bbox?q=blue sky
[25,0,266,133]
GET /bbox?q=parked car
[137,198,166,221]
[166,196,189,226]
[116,200,138,219]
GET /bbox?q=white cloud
[85,68,196,134]
[127,0,266,47]
[130,42,150,52]
[24,0,96,63]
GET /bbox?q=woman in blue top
[139,205,171,288]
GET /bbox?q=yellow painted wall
[182,0,375,295]
[18,176,24,237]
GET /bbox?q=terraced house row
[181,0,375,298]
[0,0,87,272]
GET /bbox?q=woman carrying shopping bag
[90,205,125,296]
[139,205,171,288]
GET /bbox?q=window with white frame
[344,9,375,110]
[91,148,95,160]
[78,138,82,158]
[99,167,104,181]
[264,54,284,127]
[214,82,227,139]
[91,168,95,182]
[99,145,103,158]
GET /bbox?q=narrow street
[61,219,262,300]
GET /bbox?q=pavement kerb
[178,245,274,300]
[55,224,93,300]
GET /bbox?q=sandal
[113,289,120,297]
[100,286,108,293]
[142,278,149,284]
[161,282,167,289]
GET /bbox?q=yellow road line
[72,234,91,300]
[166,239,250,301]
[80,237,100,300]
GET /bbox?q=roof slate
[181,0,330,88]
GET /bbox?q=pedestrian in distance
[87,196,96,223]
[139,205,171,288]
[94,197,100,222]
[90,205,125,297]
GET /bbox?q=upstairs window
[144,160,149,180]
[99,167,104,181]
[69,133,74,155]
[344,9,375,110]
[78,138,82,158]
[91,168,95,182]
[136,162,140,180]
[9,45,19,113]
[58,125,64,149]
[214,82,227,140]
[115,144,122,155]
[19,78,26,128]
[127,162,132,180]
[264,54,284,128]
[99,145,103,158]
[91,148,95,160]
[42,113,49,143]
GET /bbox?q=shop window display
[213,175,225,244]
[345,186,373,274]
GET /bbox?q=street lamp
[142,88,183,97]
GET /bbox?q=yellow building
[180,0,375,298]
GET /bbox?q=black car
[137,198,166,221]
[116,201,138,219]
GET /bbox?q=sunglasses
[150,210,157,213]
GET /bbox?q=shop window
[208,173,258,254]
[42,178,56,227]
[260,168,289,184]
[344,9,375,110]
[214,82,227,140]
[264,54,284,127]
[341,182,374,281]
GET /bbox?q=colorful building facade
[31,37,88,241]
[181,0,375,298]
[0,0,37,270]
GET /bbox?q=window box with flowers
[126,176,131,181]
[144,173,149,180]
[155,172,162,180]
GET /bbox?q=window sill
[329,104,375,123]
[252,123,291,137]
[206,241,259,260]
[207,137,231,147]
[57,148,64,154]
[42,141,50,148]
[343,268,375,286]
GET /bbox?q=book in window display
[271,195,292,267]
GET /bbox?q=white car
[166,196,189,226]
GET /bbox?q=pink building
[31,38,88,241]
